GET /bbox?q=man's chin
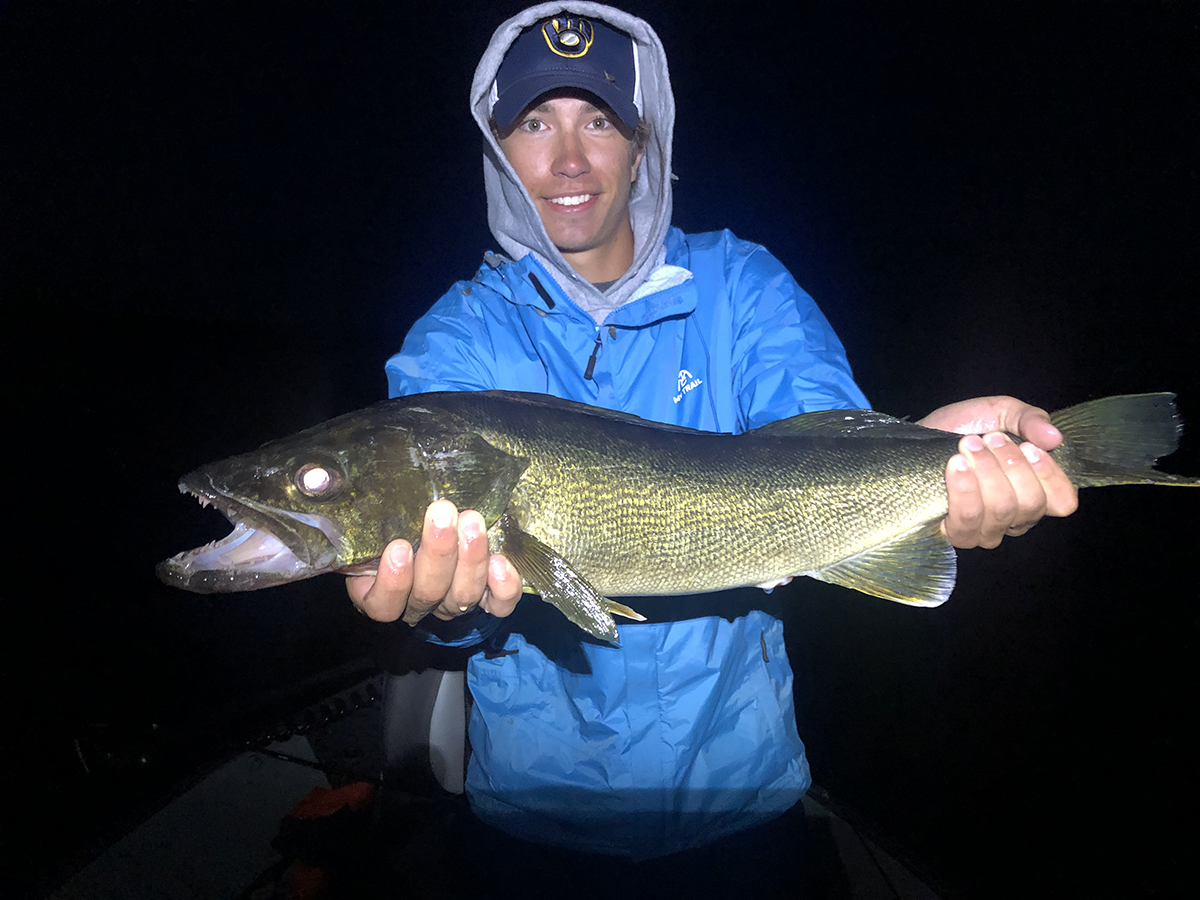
[550,225,624,258]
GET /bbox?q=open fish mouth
[156,478,341,593]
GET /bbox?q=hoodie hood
[471,3,676,322]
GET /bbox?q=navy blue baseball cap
[490,13,641,131]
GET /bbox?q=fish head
[156,407,445,593]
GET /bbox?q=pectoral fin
[811,521,957,606]
[498,513,641,642]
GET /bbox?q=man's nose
[552,131,590,178]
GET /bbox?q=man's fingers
[346,503,524,628]
[980,432,1047,531]
[961,433,1019,547]
[1019,442,1079,518]
[944,433,1025,549]
[932,396,1080,549]
[944,431,1079,549]
[346,572,372,607]
[1006,407,1061,452]
[405,500,461,624]
[440,510,491,618]
[348,539,413,623]
[480,555,522,618]
[942,452,984,547]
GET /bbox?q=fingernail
[430,503,454,530]
[984,432,1008,449]
[1021,443,1042,463]
[964,434,985,453]
[490,557,508,581]
[460,512,484,540]
[950,454,969,472]
[388,542,411,568]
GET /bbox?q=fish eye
[294,462,342,498]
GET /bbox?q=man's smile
[546,193,598,207]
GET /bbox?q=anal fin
[811,521,957,606]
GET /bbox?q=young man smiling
[496,93,645,283]
[348,3,1077,881]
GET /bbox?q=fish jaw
[156,475,343,593]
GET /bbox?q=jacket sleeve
[382,280,507,648]
[385,281,505,397]
[726,238,870,431]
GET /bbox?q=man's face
[498,94,644,282]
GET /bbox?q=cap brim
[493,73,640,131]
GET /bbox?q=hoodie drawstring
[527,273,556,310]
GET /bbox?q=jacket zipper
[526,272,608,380]
[584,334,602,380]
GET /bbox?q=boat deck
[49,677,940,899]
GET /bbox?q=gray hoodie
[471,3,677,323]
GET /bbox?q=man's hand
[345,499,522,625]
[918,396,1079,549]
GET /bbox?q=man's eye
[591,117,609,129]
[522,119,543,132]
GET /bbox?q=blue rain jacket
[385,226,869,859]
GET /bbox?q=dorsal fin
[752,408,950,439]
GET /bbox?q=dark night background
[3,1,1198,897]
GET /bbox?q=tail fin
[1051,393,1200,488]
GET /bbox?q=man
[348,1,1077,869]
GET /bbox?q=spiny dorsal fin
[810,520,957,606]
[752,409,950,440]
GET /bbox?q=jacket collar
[480,249,695,327]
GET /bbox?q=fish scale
[496,432,955,596]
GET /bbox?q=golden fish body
[158,391,1199,640]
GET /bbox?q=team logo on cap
[541,17,594,58]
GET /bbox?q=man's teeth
[548,194,593,207]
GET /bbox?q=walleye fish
[157,391,1198,641]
